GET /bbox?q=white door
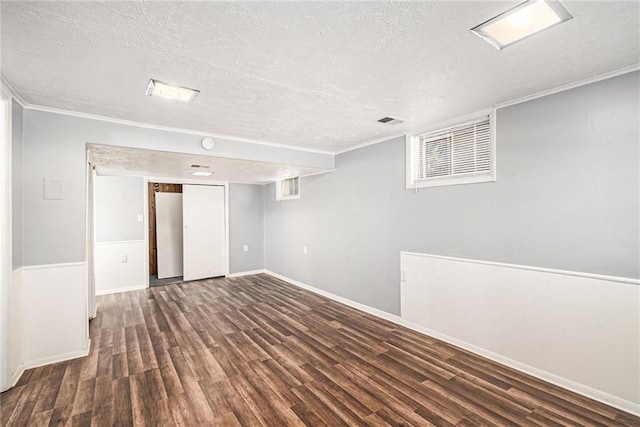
[182,185,226,281]
[156,192,184,279]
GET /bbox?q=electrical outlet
[243,245,249,252]
[303,246,308,255]
[400,270,406,282]
[137,214,143,222]
[120,254,128,263]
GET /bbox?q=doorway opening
[148,182,183,287]
[147,182,227,287]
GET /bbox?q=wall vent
[377,116,405,125]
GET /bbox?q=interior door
[182,185,226,281]
[155,192,183,279]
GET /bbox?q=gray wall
[11,100,22,269]
[94,175,145,242]
[229,183,265,273]
[20,110,330,266]
[265,71,640,315]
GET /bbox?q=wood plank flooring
[2,273,638,426]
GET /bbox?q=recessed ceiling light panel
[471,0,573,50]
[191,171,213,176]
[145,79,200,103]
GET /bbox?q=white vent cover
[377,116,405,125]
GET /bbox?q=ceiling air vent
[190,164,210,168]
[377,116,405,125]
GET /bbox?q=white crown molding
[495,64,640,109]
[0,76,27,106]
[6,65,639,157]
[333,64,640,156]
[0,75,334,157]
[333,132,406,155]
[24,103,335,155]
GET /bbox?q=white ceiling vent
[377,116,405,125]
[190,164,210,168]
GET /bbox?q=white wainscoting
[21,262,89,368]
[8,269,23,387]
[400,251,640,415]
[265,265,639,416]
[95,240,147,295]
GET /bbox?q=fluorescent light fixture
[145,79,200,103]
[191,171,212,176]
[471,0,572,50]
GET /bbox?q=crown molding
[333,132,407,155]
[334,64,640,156]
[1,77,334,157]
[0,76,27,106]
[24,103,335,155]
[494,64,640,109]
[5,65,638,158]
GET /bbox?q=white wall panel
[8,269,23,387]
[21,263,88,367]
[401,252,640,413]
[94,241,146,295]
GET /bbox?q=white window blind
[407,115,495,189]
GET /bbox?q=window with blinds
[276,176,300,200]
[407,115,495,189]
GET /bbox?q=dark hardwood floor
[2,273,638,426]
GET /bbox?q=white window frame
[276,176,300,201]
[406,109,496,189]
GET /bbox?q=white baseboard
[264,270,640,417]
[228,269,266,278]
[9,363,25,389]
[23,339,91,370]
[95,283,147,296]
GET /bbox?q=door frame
[85,162,96,319]
[0,85,13,391]
[144,177,229,287]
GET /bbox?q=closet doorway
[149,183,182,286]
[148,182,227,287]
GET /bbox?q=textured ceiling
[87,144,327,184]
[2,1,639,152]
